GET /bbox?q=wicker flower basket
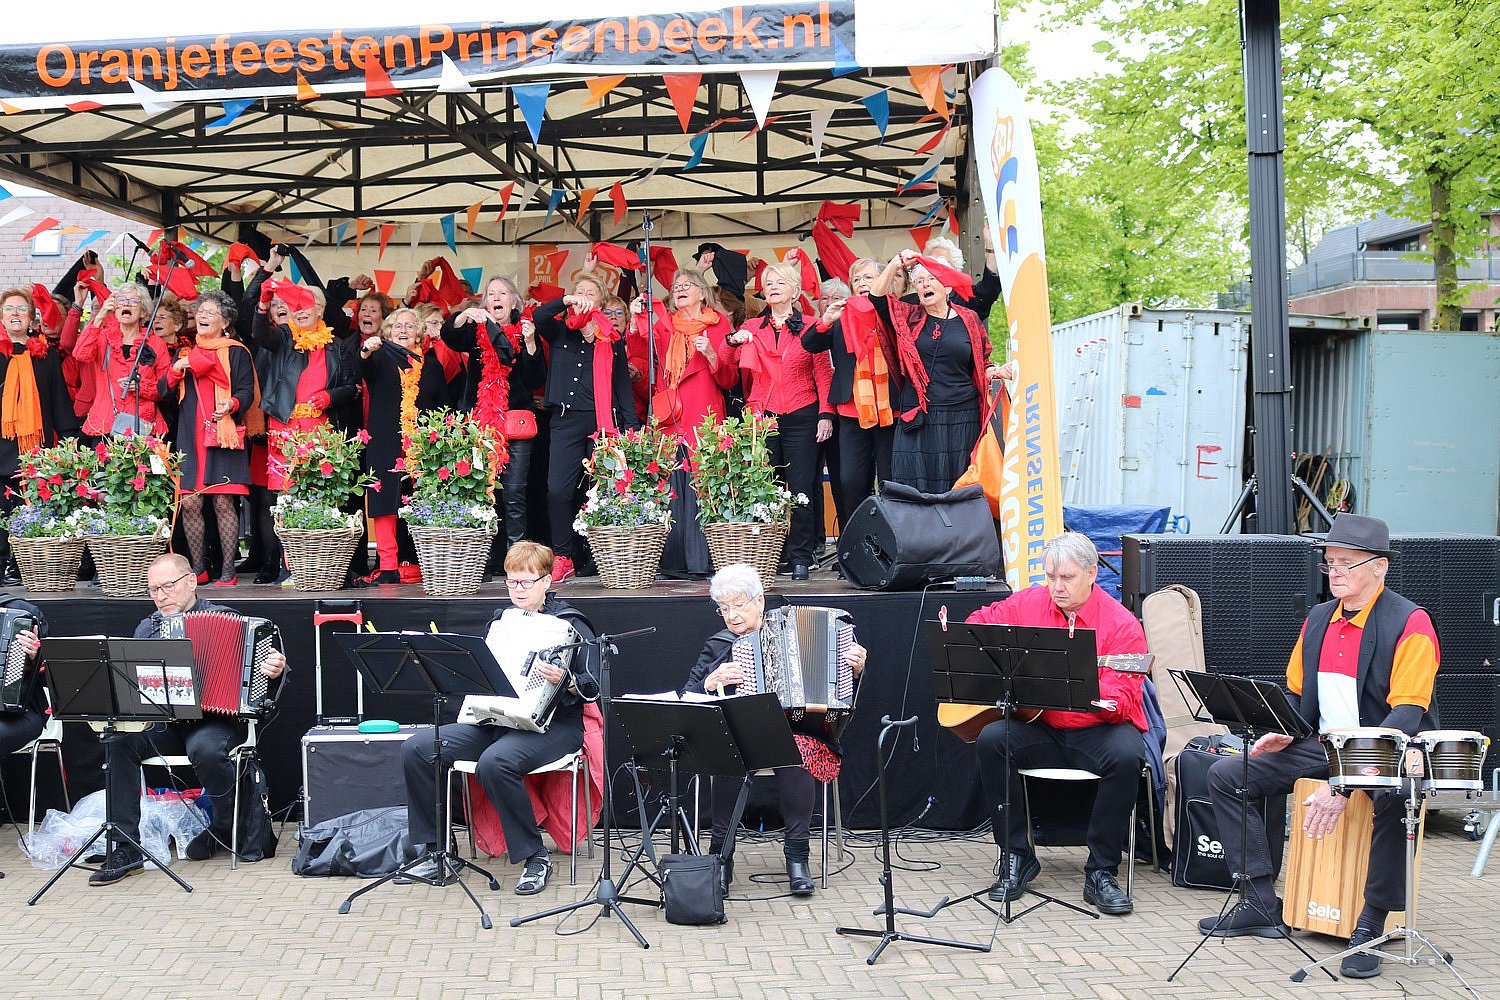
[11,535,85,593]
[701,521,788,591]
[587,521,670,590]
[407,523,496,597]
[276,517,364,592]
[86,534,169,598]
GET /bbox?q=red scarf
[563,307,622,434]
[909,254,975,299]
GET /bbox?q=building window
[1460,311,1481,332]
[31,230,63,257]
[1375,311,1423,331]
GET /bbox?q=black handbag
[659,853,726,925]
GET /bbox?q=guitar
[938,653,1154,744]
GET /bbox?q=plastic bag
[21,790,107,869]
[140,787,209,866]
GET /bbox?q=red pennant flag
[909,253,973,299]
[575,188,598,228]
[361,56,400,98]
[609,182,628,225]
[65,101,102,113]
[354,219,369,252]
[146,228,164,248]
[30,284,61,330]
[663,74,701,133]
[909,225,934,252]
[378,224,397,260]
[916,124,950,156]
[591,242,644,271]
[226,242,262,268]
[20,218,60,241]
[263,278,316,314]
[947,203,960,235]
[372,269,397,295]
[495,182,516,222]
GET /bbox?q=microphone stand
[639,212,658,426]
[122,247,184,434]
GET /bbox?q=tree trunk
[1428,167,1462,331]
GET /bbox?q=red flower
[429,430,440,443]
[437,467,451,481]
[356,429,372,444]
[645,461,661,476]
[94,443,109,460]
[613,478,630,495]
[658,479,670,494]
[370,480,383,493]
[130,476,146,490]
[135,463,149,476]
[37,484,51,501]
[22,464,35,478]
[75,483,91,498]
[319,460,335,476]
[75,467,88,479]
[47,473,63,486]
[393,458,406,472]
[454,459,472,476]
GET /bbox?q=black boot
[785,838,813,896]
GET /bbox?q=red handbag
[502,409,538,441]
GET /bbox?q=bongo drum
[1321,727,1407,792]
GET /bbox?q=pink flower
[356,429,372,444]
[393,458,406,472]
[645,460,661,476]
[437,467,451,481]
[658,479,670,494]
[130,476,146,490]
[370,480,383,493]
[429,430,440,443]
[47,474,63,486]
[319,460,335,476]
[136,463,149,476]
[22,464,35,478]
[455,459,472,476]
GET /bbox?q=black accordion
[0,605,38,714]
[156,610,285,717]
[729,606,858,740]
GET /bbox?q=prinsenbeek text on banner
[970,67,1063,590]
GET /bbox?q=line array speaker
[1386,534,1500,675]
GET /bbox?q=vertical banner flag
[970,68,1063,589]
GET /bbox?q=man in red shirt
[966,531,1148,916]
[1196,514,1439,981]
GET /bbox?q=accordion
[730,606,858,740]
[157,610,285,717]
[0,605,38,714]
[457,609,580,734]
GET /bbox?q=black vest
[1296,588,1439,735]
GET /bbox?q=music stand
[29,637,200,904]
[1165,669,1330,982]
[922,620,1101,924]
[333,631,516,930]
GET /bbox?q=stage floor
[0,813,1495,998]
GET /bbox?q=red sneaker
[551,556,575,583]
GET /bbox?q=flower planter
[10,536,85,593]
[701,521,788,592]
[275,516,364,592]
[406,522,496,597]
[86,533,169,598]
[587,521,670,589]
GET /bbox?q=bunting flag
[438,54,474,94]
[409,221,425,253]
[575,188,598,228]
[663,74,701,132]
[513,83,551,144]
[378,223,396,260]
[908,65,950,120]
[809,107,834,163]
[512,182,535,214]
[207,99,255,129]
[831,35,860,77]
[682,132,710,171]
[0,183,9,202]
[296,72,319,101]
[583,76,626,105]
[909,224,934,251]
[66,101,103,113]
[76,229,109,253]
[354,218,368,252]
[545,189,564,221]
[372,269,396,295]
[916,123,951,156]
[494,182,516,222]
[948,201,961,234]
[898,147,947,195]
[739,70,778,129]
[20,217,60,241]
[0,102,21,115]
[466,201,483,239]
[334,221,351,247]
[860,91,890,142]
[126,79,171,116]
[287,254,303,284]
[439,214,457,253]
[57,225,88,237]
[915,198,945,226]
[460,266,484,293]
[609,181,628,225]
[361,55,400,98]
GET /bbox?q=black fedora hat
[1311,513,1395,559]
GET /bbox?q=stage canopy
[0,2,999,246]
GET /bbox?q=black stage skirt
[889,402,981,495]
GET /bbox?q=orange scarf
[851,341,894,429]
[1,346,43,451]
[185,333,265,446]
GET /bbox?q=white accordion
[457,609,581,733]
[729,605,858,740]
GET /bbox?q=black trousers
[106,717,247,843]
[546,408,597,559]
[766,403,821,567]
[977,718,1144,874]
[401,713,585,864]
[708,766,815,855]
[500,435,534,549]
[835,415,893,518]
[0,707,46,756]
[1207,735,1408,912]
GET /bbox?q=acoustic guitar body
[937,704,1044,743]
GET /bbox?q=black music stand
[1165,669,1329,983]
[29,637,200,904]
[333,631,514,929]
[922,620,1101,924]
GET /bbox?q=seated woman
[684,563,866,896]
[398,542,600,895]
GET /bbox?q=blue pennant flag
[76,229,109,253]
[287,256,303,284]
[513,83,551,145]
[207,99,255,130]
[831,36,860,77]
[334,222,351,247]
[545,189,564,221]
[460,266,484,293]
[0,182,10,203]
[860,91,889,142]
[682,132,710,171]
[916,198,945,226]
[439,214,457,253]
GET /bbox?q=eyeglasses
[1319,555,1380,576]
[505,576,546,590]
[390,321,419,330]
[602,308,625,317]
[671,283,698,292]
[0,304,29,314]
[147,572,191,596]
[716,597,757,618]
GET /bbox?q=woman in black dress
[355,307,427,583]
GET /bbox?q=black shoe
[1197,896,1287,937]
[787,860,814,896]
[89,845,145,886]
[987,851,1042,903]
[394,854,457,886]
[718,855,734,897]
[253,568,281,585]
[515,853,552,895]
[1341,926,1384,979]
[184,830,221,862]
[790,565,809,581]
[363,570,400,585]
[1083,869,1133,915]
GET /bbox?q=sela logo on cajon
[1307,900,1342,922]
[1196,835,1224,859]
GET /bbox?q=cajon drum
[1282,777,1424,938]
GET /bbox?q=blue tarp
[1063,504,1172,598]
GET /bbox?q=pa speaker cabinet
[1386,535,1500,675]
[301,724,430,827]
[1435,674,1500,741]
[1122,534,1321,679]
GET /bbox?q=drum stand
[1290,779,1484,997]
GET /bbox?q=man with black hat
[1194,514,1440,980]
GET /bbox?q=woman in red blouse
[71,281,172,439]
[725,261,832,580]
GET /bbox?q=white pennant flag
[512,182,533,213]
[0,205,36,229]
[409,221,426,253]
[127,78,172,116]
[439,55,474,94]
[739,69,778,129]
[809,107,835,163]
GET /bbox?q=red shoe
[551,556,575,583]
[212,575,238,587]
[196,571,210,585]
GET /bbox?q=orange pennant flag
[0,101,22,115]
[466,201,483,238]
[663,74,702,133]
[20,218,61,241]
[378,223,397,260]
[296,72,319,101]
[494,182,516,222]
[362,56,400,98]
[354,218,369,252]
[57,225,89,236]
[372,269,397,295]
[908,65,949,120]
[575,188,598,228]
[609,182,628,225]
[909,225,934,252]
[583,76,626,106]
[65,101,102,113]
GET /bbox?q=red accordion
[157,610,284,717]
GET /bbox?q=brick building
[0,185,152,296]
[1288,211,1500,331]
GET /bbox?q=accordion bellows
[730,606,858,740]
[157,610,282,717]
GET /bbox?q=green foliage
[9,439,99,517]
[91,433,179,535]
[269,426,375,531]
[575,426,678,534]
[687,413,804,525]
[399,409,499,530]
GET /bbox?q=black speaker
[1121,534,1321,679]
[1386,534,1500,674]
[1435,673,1500,741]
[836,483,1001,590]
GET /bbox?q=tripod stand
[1219,473,1334,534]
[512,627,657,948]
